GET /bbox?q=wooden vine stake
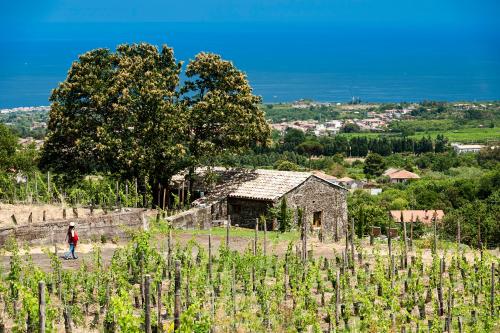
[157,281,162,331]
[63,306,72,333]
[208,231,212,283]
[144,275,151,333]
[167,229,172,279]
[38,281,45,333]
[302,210,307,263]
[174,260,181,331]
[263,217,267,256]
[401,212,408,268]
[350,217,355,272]
[491,263,495,316]
[254,218,259,255]
[226,215,231,248]
[409,215,414,251]
[335,270,340,325]
[432,212,437,255]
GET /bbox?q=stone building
[226,169,348,240]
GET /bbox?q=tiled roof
[312,170,338,181]
[228,169,312,201]
[390,210,445,225]
[388,170,420,179]
[337,176,354,182]
[383,168,400,176]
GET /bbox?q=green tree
[274,160,302,171]
[0,124,18,170]
[41,44,187,205]
[182,52,270,172]
[340,123,361,133]
[41,45,270,207]
[363,153,386,178]
[434,134,448,153]
[282,128,305,151]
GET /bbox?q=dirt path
[2,232,493,273]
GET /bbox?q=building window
[313,211,322,228]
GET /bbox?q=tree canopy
[40,43,270,204]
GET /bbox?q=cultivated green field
[338,127,499,143]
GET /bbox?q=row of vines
[0,219,498,332]
[0,171,155,209]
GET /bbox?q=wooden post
[350,217,355,272]
[254,218,258,255]
[27,212,32,224]
[144,275,151,333]
[284,262,288,300]
[115,181,120,208]
[438,258,444,316]
[263,217,268,256]
[57,269,62,302]
[302,211,307,263]
[210,289,215,333]
[134,177,138,208]
[158,183,162,208]
[402,216,408,268]
[162,188,167,212]
[231,263,236,317]
[226,215,231,248]
[433,213,437,255]
[156,281,162,330]
[344,223,349,261]
[457,218,461,247]
[174,260,181,331]
[388,227,392,260]
[38,281,45,333]
[491,263,495,316]
[42,210,46,222]
[335,270,340,325]
[167,229,172,279]
[208,232,212,283]
[63,306,72,333]
[63,208,66,219]
[410,215,414,251]
[72,207,78,218]
[125,183,129,207]
[11,214,17,225]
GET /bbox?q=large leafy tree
[181,52,270,192]
[41,43,187,204]
[41,45,270,206]
[363,153,386,178]
[182,52,270,166]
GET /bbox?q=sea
[1,22,499,108]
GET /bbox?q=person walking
[65,222,79,259]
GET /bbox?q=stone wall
[0,209,150,246]
[284,176,347,241]
[166,206,212,230]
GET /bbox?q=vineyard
[0,218,498,333]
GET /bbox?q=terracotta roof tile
[388,170,420,180]
[228,169,311,201]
